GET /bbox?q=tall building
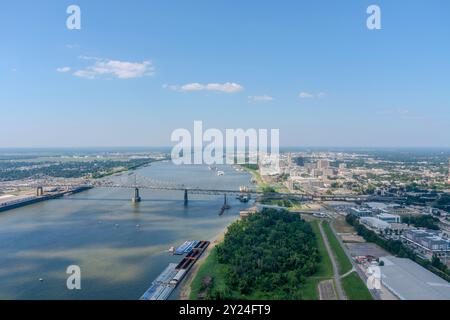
[447,159,450,184]
[317,159,329,169]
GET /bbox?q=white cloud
[73,58,155,79]
[162,84,179,91]
[166,82,244,93]
[78,55,100,61]
[180,83,206,91]
[299,91,326,99]
[248,95,273,102]
[376,108,410,115]
[376,108,427,121]
[298,92,314,99]
[56,67,71,73]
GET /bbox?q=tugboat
[237,186,251,202]
[237,194,250,202]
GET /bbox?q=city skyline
[1,0,449,148]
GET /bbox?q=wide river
[0,161,253,299]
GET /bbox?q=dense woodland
[402,215,440,230]
[212,209,320,299]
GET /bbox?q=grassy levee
[341,272,373,300]
[322,221,353,275]
[301,220,335,299]
[310,221,334,278]
[189,248,228,300]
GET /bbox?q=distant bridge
[0,174,406,204]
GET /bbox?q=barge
[140,240,210,300]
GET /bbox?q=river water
[0,161,253,299]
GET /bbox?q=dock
[0,186,93,213]
[140,240,210,300]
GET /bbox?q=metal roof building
[379,256,450,300]
[360,217,390,230]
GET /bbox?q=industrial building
[349,207,372,217]
[360,217,390,231]
[376,213,401,223]
[379,256,450,300]
[402,229,450,260]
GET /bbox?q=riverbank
[92,158,165,179]
[0,186,93,213]
[0,161,250,299]
[179,165,266,300]
[178,224,229,300]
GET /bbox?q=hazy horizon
[1,146,450,152]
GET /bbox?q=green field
[300,220,334,299]
[341,272,373,300]
[189,247,229,300]
[311,221,334,278]
[322,221,353,275]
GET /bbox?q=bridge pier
[184,189,188,206]
[132,187,141,203]
[36,186,44,197]
[223,194,230,209]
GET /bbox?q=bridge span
[0,180,406,204]
[0,172,408,204]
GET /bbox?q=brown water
[0,162,252,299]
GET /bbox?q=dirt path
[318,220,346,300]
[340,268,356,279]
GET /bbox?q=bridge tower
[132,187,141,203]
[36,186,44,197]
[184,189,188,206]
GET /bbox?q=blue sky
[0,0,449,148]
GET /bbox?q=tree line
[212,209,320,299]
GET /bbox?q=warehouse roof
[380,256,450,300]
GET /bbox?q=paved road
[340,267,356,279]
[328,221,380,300]
[320,202,379,300]
[318,220,346,300]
